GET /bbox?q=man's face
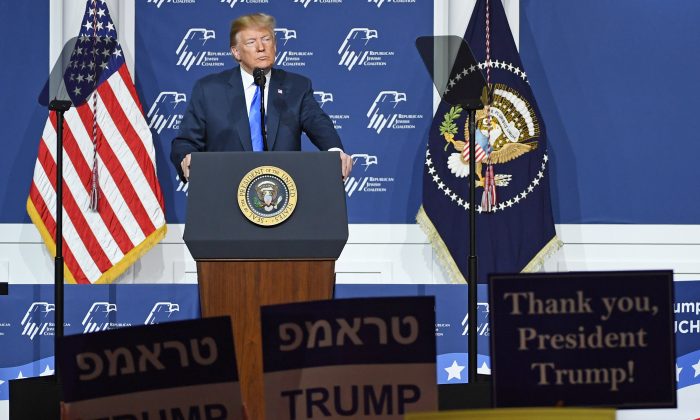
[231,27,276,75]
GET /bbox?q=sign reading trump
[489,271,676,409]
[261,297,437,419]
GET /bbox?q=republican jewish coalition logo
[147,0,196,8]
[313,90,349,130]
[461,302,490,336]
[175,175,189,196]
[367,91,405,133]
[147,91,187,134]
[344,154,394,198]
[238,166,298,226]
[294,0,343,8]
[314,91,333,107]
[176,28,221,71]
[20,302,54,340]
[338,28,377,70]
[369,0,417,7]
[145,302,180,325]
[82,302,117,333]
[274,28,313,67]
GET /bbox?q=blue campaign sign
[260,296,437,419]
[489,271,676,409]
[59,316,241,419]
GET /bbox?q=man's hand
[339,151,353,180]
[181,154,191,181]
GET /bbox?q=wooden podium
[184,152,348,420]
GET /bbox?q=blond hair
[230,13,276,47]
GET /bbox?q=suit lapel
[228,66,252,151]
[266,69,283,151]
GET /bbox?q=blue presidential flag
[417,0,560,283]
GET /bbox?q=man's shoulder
[273,68,311,87]
[195,67,238,87]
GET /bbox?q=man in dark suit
[171,12,353,181]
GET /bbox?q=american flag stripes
[27,0,166,284]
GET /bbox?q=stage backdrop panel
[520,0,700,224]
[0,2,50,223]
[135,0,433,224]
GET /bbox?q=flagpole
[467,109,479,385]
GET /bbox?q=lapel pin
[278,89,283,94]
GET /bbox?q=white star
[100,61,109,70]
[477,361,491,375]
[437,181,445,190]
[432,175,439,183]
[106,22,115,32]
[457,198,464,206]
[463,202,469,210]
[506,199,513,207]
[498,203,506,210]
[76,74,84,83]
[520,192,527,199]
[426,157,432,165]
[533,178,540,186]
[513,196,521,203]
[444,187,451,195]
[450,193,457,201]
[543,154,549,162]
[445,360,466,381]
[448,80,455,88]
[73,87,82,96]
[97,8,106,18]
[461,68,468,76]
[428,167,435,175]
[83,21,92,32]
[677,364,683,382]
[86,74,95,83]
[691,360,700,378]
[527,185,534,192]
[469,65,476,72]
[40,365,55,377]
[89,8,95,16]
[96,21,104,31]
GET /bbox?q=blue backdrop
[1,1,698,224]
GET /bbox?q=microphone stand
[253,68,268,151]
[49,99,71,378]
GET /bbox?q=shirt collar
[241,67,271,89]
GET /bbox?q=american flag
[26,0,166,284]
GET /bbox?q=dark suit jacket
[170,66,343,179]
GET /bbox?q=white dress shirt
[240,68,270,117]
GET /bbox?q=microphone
[253,67,266,87]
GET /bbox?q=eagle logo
[440,83,539,188]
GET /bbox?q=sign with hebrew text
[261,297,437,419]
[58,316,242,419]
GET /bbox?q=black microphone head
[253,68,266,87]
